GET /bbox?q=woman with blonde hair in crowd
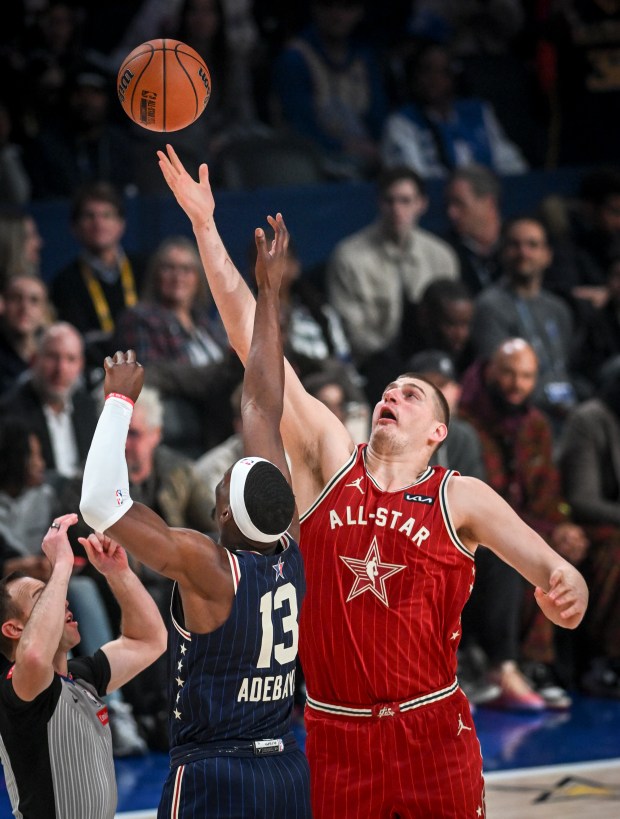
[0,207,42,291]
[114,235,241,457]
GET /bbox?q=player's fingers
[78,534,102,554]
[266,213,288,255]
[198,163,210,186]
[106,540,119,557]
[255,227,267,251]
[275,213,289,251]
[158,160,173,185]
[559,601,582,620]
[549,566,564,585]
[113,350,126,364]
[554,587,579,607]
[546,571,565,599]
[166,143,182,170]
[126,349,137,364]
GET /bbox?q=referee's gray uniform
[0,649,117,818]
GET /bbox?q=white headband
[229,457,289,544]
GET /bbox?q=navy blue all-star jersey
[158,532,311,819]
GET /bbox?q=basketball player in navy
[80,215,311,817]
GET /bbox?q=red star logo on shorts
[340,536,406,607]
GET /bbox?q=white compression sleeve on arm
[80,396,134,532]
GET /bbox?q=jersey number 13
[257,582,299,668]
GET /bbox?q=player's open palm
[534,566,588,629]
[157,143,215,227]
[254,213,289,293]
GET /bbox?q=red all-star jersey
[299,444,475,708]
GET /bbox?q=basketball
[117,39,211,132]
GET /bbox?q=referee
[0,513,167,819]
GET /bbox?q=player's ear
[431,422,448,444]
[1,620,23,640]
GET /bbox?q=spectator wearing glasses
[114,235,242,457]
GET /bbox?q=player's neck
[365,444,429,492]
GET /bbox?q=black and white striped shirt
[0,650,116,819]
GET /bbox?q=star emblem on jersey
[339,536,406,607]
[272,556,285,581]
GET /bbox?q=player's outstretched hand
[78,532,129,578]
[157,144,215,229]
[104,350,144,404]
[254,213,289,293]
[534,566,588,629]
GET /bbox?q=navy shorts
[158,748,311,818]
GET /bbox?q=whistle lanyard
[79,256,138,333]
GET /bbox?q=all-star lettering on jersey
[299,444,475,707]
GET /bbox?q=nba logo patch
[97,706,109,726]
[115,489,124,506]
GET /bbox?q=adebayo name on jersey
[237,669,296,703]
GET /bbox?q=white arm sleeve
[80,396,134,532]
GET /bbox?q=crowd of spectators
[2,0,620,202]
[2,0,620,754]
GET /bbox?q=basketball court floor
[1,693,619,817]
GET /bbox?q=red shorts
[305,687,485,819]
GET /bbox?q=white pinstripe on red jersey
[299,444,475,708]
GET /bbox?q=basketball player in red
[158,145,588,818]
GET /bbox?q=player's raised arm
[79,350,232,599]
[157,144,256,360]
[157,145,354,508]
[242,215,290,479]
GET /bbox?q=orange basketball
[117,39,211,132]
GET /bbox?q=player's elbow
[80,485,132,534]
[79,493,98,531]
[79,481,108,532]
[153,622,168,657]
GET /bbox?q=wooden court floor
[485,759,620,818]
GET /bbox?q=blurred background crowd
[2,0,620,756]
